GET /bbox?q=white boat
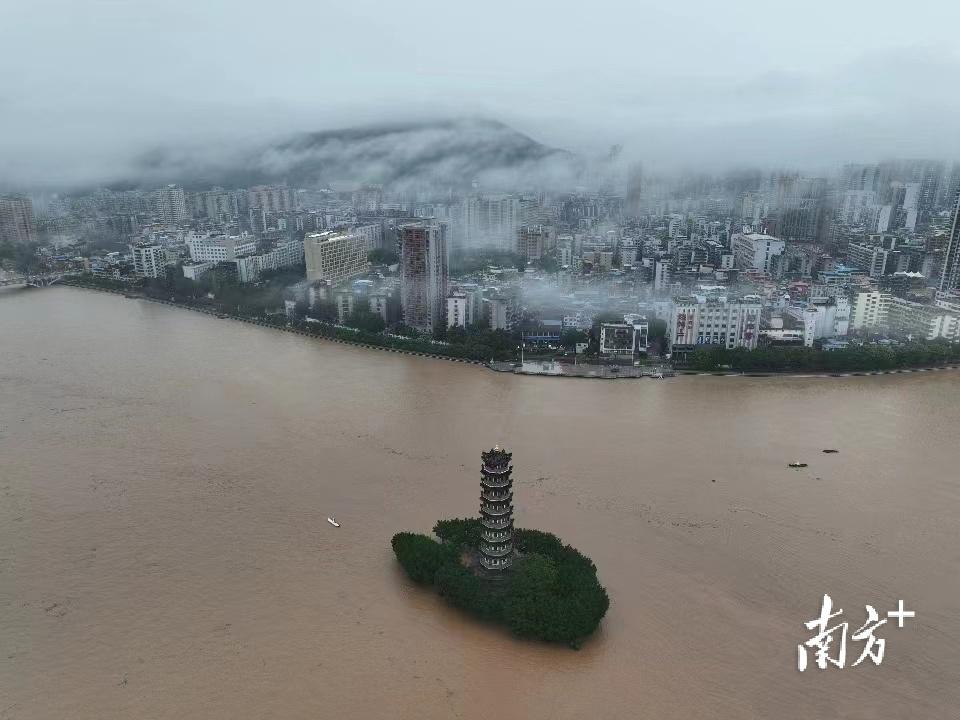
[327,517,340,527]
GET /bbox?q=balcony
[481,517,512,529]
[480,490,513,503]
[481,544,513,557]
[479,556,513,570]
[482,463,513,476]
[480,475,511,488]
[481,531,512,542]
[480,503,513,516]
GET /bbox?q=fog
[3,0,960,189]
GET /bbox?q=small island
[391,447,609,648]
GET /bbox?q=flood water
[2,286,959,719]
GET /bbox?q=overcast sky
[3,0,960,187]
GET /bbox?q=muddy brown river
[2,286,958,719]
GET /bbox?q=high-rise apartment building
[304,231,368,285]
[518,224,554,261]
[447,292,469,328]
[399,221,448,332]
[939,190,960,292]
[193,189,240,221]
[0,195,35,243]
[156,184,187,225]
[248,185,293,214]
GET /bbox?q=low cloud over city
[2,0,959,189]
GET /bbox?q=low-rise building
[186,233,257,264]
[132,242,168,278]
[182,262,215,281]
[887,297,960,341]
[786,296,851,347]
[666,294,762,360]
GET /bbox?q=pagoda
[479,446,515,571]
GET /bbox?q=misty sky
[3,0,960,187]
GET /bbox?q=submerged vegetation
[392,518,609,648]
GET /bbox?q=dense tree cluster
[391,532,455,584]
[0,240,43,273]
[344,308,386,333]
[392,518,609,648]
[686,342,960,373]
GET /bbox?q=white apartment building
[731,232,785,274]
[666,295,763,353]
[887,297,960,341]
[304,231,368,285]
[132,243,168,278]
[654,259,672,292]
[851,290,960,340]
[447,293,469,328]
[187,234,257,264]
[182,262,215,281]
[788,296,851,347]
[851,291,891,330]
[846,242,893,278]
[230,238,304,283]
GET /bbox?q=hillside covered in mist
[126,118,584,192]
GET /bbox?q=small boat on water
[327,517,340,527]
[788,462,808,468]
[822,449,839,454]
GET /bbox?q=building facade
[939,190,960,292]
[304,231,368,285]
[399,222,448,332]
[732,232,786,275]
[156,185,187,225]
[851,290,891,330]
[447,292,468,328]
[132,242,168,278]
[0,195,35,243]
[187,233,257,264]
[667,295,763,357]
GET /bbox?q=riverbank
[61,280,488,366]
[60,280,960,380]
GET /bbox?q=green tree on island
[391,518,609,648]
